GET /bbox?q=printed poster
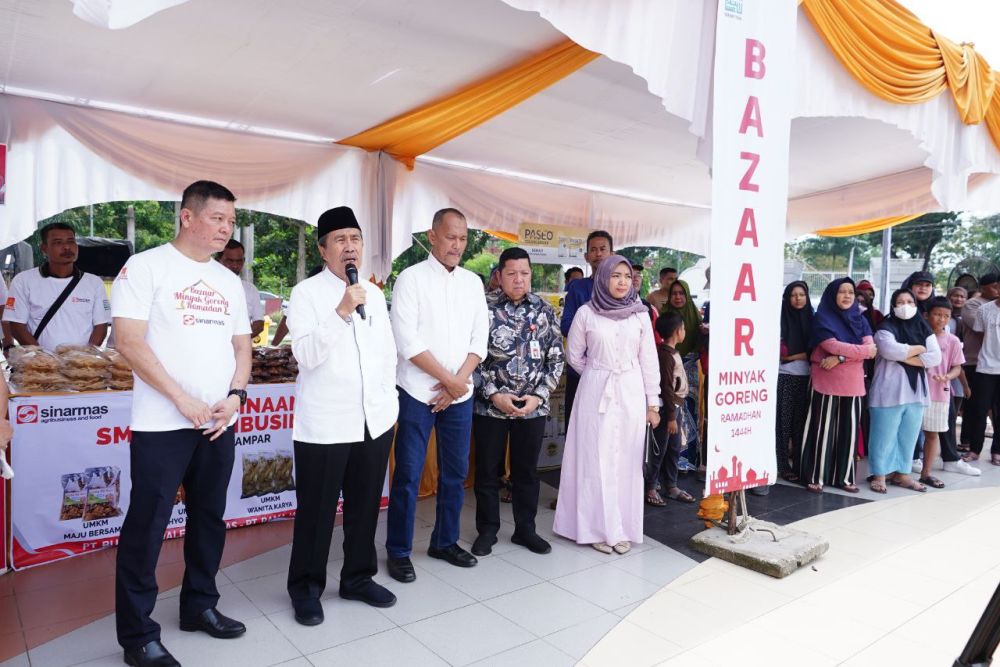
[705,0,797,495]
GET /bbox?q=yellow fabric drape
[338,39,599,168]
[483,229,520,243]
[803,0,1000,142]
[815,213,921,238]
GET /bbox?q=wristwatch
[837,355,846,364]
[228,388,248,406]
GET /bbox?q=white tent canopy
[1,0,998,276]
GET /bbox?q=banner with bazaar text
[705,0,797,495]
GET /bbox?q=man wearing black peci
[285,206,399,625]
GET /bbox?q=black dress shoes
[471,534,498,556]
[512,531,552,554]
[340,580,397,608]
[292,598,324,626]
[387,556,417,583]
[179,608,246,639]
[123,640,181,667]
[427,543,477,567]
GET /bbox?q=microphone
[345,263,366,320]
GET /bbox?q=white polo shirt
[242,279,265,323]
[111,243,250,431]
[2,266,111,352]
[390,254,488,403]
[288,267,398,443]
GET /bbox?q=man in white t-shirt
[2,222,110,352]
[111,181,252,667]
[968,281,1000,466]
[217,239,265,340]
[0,277,12,352]
[386,208,488,583]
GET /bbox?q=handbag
[644,424,661,465]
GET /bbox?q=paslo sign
[516,222,586,265]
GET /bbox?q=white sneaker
[912,459,923,474]
[943,460,982,476]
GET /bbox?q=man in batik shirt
[472,247,564,556]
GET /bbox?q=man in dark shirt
[472,247,564,556]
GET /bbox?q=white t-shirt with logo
[973,300,1000,375]
[111,243,250,431]
[2,267,111,352]
[242,279,264,323]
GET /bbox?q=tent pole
[296,223,306,284]
[880,226,892,312]
[126,205,135,248]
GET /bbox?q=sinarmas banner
[8,384,310,569]
[704,0,797,496]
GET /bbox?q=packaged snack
[55,344,102,355]
[274,449,295,492]
[82,466,122,521]
[241,453,261,498]
[10,348,61,373]
[59,472,87,521]
[259,451,278,494]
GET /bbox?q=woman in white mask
[867,288,942,493]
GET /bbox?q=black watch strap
[228,388,247,406]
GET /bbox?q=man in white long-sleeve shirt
[285,206,399,626]
[386,208,488,582]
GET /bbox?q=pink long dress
[553,303,661,545]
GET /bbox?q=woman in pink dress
[554,255,661,555]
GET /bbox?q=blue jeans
[386,389,473,558]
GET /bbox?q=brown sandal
[645,490,667,507]
[666,487,696,503]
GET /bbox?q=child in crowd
[921,297,979,484]
[644,313,696,505]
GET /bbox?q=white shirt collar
[426,252,456,276]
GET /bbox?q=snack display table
[4,383,314,570]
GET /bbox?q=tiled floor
[588,486,1000,666]
[4,456,1000,666]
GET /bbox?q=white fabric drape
[792,12,1000,213]
[393,159,713,257]
[71,0,189,30]
[0,95,392,276]
[500,0,716,139]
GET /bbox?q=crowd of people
[777,271,991,498]
[0,180,997,666]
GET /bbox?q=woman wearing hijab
[554,255,661,555]
[901,270,936,313]
[867,289,941,493]
[776,281,813,482]
[663,279,706,471]
[799,278,877,493]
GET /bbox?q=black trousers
[960,365,978,446]
[116,428,235,650]
[287,427,392,602]
[564,370,580,432]
[940,396,962,463]
[472,414,545,538]
[967,371,1000,455]
[645,408,681,492]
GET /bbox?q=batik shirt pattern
[474,290,564,419]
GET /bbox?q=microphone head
[345,263,359,284]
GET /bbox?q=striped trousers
[799,389,859,488]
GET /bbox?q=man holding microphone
[285,206,399,626]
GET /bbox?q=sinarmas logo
[16,404,38,424]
